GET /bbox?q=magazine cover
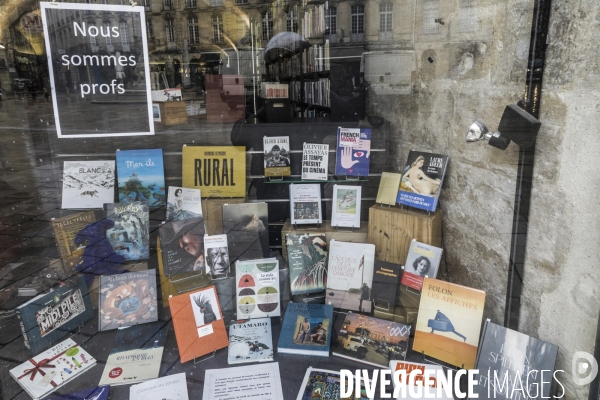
[332,312,411,368]
[98,269,158,331]
[389,360,452,400]
[301,143,329,181]
[105,201,150,261]
[278,302,334,357]
[397,151,449,212]
[166,187,202,221]
[51,211,96,261]
[326,240,375,312]
[335,127,372,177]
[222,203,270,264]
[296,367,368,400]
[181,145,246,198]
[289,184,322,225]
[331,185,362,228]
[236,259,281,318]
[116,149,165,207]
[263,136,291,177]
[61,161,115,209]
[130,373,188,400]
[376,172,402,206]
[286,233,328,295]
[473,320,558,399]
[204,234,230,276]
[400,240,443,291]
[412,277,486,369]
[158,217,206,276]
[99,321,168,386]
[228,317,273,364]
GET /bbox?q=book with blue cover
[47,386,110,400]
[278,302,334,357]
[116,149,165,207]
[16,276,94,354]
[335,127,371,177]
[397,151,449,212]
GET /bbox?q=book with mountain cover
[286,233,328,295]
[228,317,273,364]
[397,151,449,212]
[61,161,115,209]
[116,149,165,207]
[278,302,333,357]
[104,201,150,261]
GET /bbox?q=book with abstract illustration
[400,240,443,291]
[98,269,158,331]
[286,233,328,295]
[166,186,202,221]
[104,201,150,261]
[222,202,270,264]
[412,277,486,369]
[335,127,371,177]
[61,161,115,209]
[116,149,165,207]
[289,184,322,225]
[331,185,362,228]
[236,258,281,319]
[397,151,449,212]
[263,136,291,177]
[228,317,273,364]
[158,217,206,276]
[278,302,333,357]
[296,367,369,400]
[51,211,96,266]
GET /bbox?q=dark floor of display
[0,96,431,400]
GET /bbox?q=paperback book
[222,202,270,264]
[99,321,168,386]
[401,240,443,291]
[286,233,328,295]
[289,183,322,225]
[332,312,411,368]
[61,161,115,209]
[301,143,329,181]
[376,172,402,206]
[326,240,375,312]
[335,127,371,177]
[51,211,96,264]
[166,186,202,221]
[16,276,94,354]
[10,338,97,400]
[116,149,165,207]
[296,367,368,400]
[331,185,361,228]
[104,201,150,261]
[181,145,246,198]
[372,261,402,313]
[412,277,486,369]
[278,302,333,357]
[158,217,206,276]
[397,151,449,212]
[263,136,291,177]
[204,234,230,276]
[228,317,274,364]
[129,373,188,400]
[389,360,452,400]
[236,258,281,318]
[98,269,158,331]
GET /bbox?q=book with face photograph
[158,217,207,276]
[397,151,449,212]
[335,127,371,177]
[222,203,270,264]
[289,184,323,225]
[278,302,333,357]
[166,186,202,221]
[61,161,115,209]
[204,234,230,276]
[263,136,291,177]
[236,259,281,319]
[400,240,443,291]
[116,149,165,207]
[286,233,328,295]
[331,185,362,228]
[228,318,273,364]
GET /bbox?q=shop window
[351,4,364,42]
[262,10,273,42]
[286,7,298,33]
[189,16,199,45]
[379,3,393,41]
[325,6,336,41]
[212,15,223,44]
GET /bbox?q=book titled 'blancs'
[61,161,115,209]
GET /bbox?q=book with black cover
[372,261,402,313]
[158,217,206,276]
[104,201,150,261]
[222,203,269,264]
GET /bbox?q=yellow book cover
[376,172,401,205]
[182,146,246,198]
[412,277,486,369]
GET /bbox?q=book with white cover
[129,373,188,400]
[331,185,361,228]
[166,187,202,221]
[301,143,329,180]
[61,161,115,209]
[236,258,281,319]
[289,184,322,225]
[228,318,274,364]
[389,360,452,399]
[204,234,230,276]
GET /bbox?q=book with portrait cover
[289,184,322,225]
[286,233,328,295]
[51,211,96,261]
[335,127,371,177]
[228,317,273,364]
[331,312,411,368]
[104,201,150,261]
[389,360,452,400]
[412,277,486,369]
[16,276,93,354]
[98,269,158,331]
[99,321,168,386]
[376,172,402,206]
[169,286,228,363]
[296,367,368,400]
[331,184,361,228]
[130,373,189,400]
[400,240,443,291]
[61,161,115,209]
[263,136,291,177]
[301,143,329,181]
[372,261,402,313]
[472,320,558,399]
[325,240,375,312]
[158,217,206,276]
[278,302,333,357]
[181,145,246,198]
[236,259,281,319]
[222,202,270,264]
[116,149,165,207]
[397,151,449,212]
[166,186,202,221]
[203,234,230,276]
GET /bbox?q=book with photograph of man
[263,136,291,177]
[158,217,206,276]
[397,151,449,212]
[203,234,230,276]
[278,302,333,357]
[400,240,443,291]
[166,187,202,222]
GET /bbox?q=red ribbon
[17,344,80,387]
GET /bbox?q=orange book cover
[169,285,229,363]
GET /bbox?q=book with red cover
[169,285,228,363]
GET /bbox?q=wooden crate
[281,219,369,263]
[157,101,188,125]
[368,204,442,265]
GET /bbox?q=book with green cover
[286,233,328,295]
